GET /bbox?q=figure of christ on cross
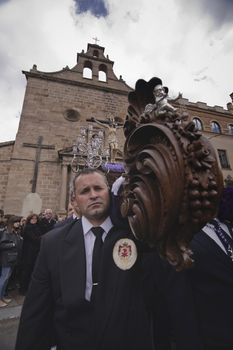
[89,116,123,163]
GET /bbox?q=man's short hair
[72,168,109,193]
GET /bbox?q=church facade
[0,43,131,215]
[0,43,232,215]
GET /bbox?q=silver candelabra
[71,124,110,173]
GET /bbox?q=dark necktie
[91,226,104,300]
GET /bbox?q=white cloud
[0,0,232,141]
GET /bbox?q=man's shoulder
[190,229,206,246]
[108,226,138,247]
[54,216,74,229]
[43,219,80,243]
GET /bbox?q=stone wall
[0,142,14,211]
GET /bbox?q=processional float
[120,77,223,270]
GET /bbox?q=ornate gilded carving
[121,77,223,270]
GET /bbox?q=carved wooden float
[121,77,223,270]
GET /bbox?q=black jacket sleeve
[15,236,54,350]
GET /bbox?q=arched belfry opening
[83,60,93,79]
[98,64,107,82]
[93,49,99,58]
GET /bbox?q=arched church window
[192,117,203,131]
[98,64,107,82]
[211,121,221,134]
[228,124,233,135]
[83,61,93,79]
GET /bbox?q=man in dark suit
[15,169,202,350]
[39,208,56,234]
[188,185,233,350]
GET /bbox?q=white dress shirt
[81,216,113,301]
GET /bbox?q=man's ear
[71,196,78,208]
[75,206,81,217]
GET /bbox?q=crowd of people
[0,170,233,350]
[0,207,77,307]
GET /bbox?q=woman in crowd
[19,217,26,237]
[0,216,23,307]
[19,213,42,295]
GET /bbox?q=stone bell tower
[3,43,132,215]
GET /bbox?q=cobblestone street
[0,290,24,350]
[0,317,19,350]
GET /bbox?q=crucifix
[92,36,100,45]
[23,136,55,193]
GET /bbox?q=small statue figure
[144,84,182,117]
[92,116,123,163]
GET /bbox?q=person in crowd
[19,213,42,295]
[67,202,75,218]
[39,208,56,234]
[5,216,24,294]
[15,169,202,350]
[54,197,81,229]
[53,213,59,222]
[0,209,6,231]
[18,217,26,237]
[188,184,233,350]
[0,216,23,307]
[0,214,15,233]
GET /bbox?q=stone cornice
[174,99,232,117]
[0,140,15,148]
[22,71,132,95]
[77,52,114,65]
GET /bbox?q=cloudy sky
[0,0,233,142]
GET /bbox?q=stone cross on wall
[23,136,55,193]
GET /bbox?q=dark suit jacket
[15,219,202,350]
[54,215,76,229]
[38,217,56,235]
[15,219,154,350]
[188,231,233,349]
